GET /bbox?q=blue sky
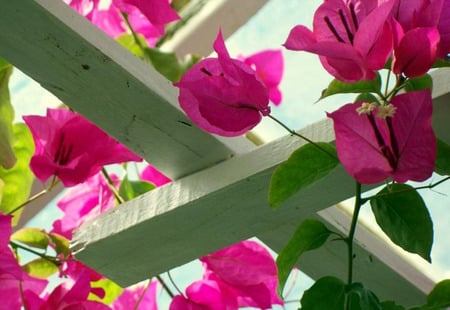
[8,0,450,307]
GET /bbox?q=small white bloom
[377,104,397,119]
[356,102,377,115]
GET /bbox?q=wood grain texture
[0,0,256,180]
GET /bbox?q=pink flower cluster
[65,0,180,46]
[170,240,283,310]
[284,0,450,81]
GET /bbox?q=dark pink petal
[89,4,126,38]
[389,90,436,182]
[283,25,317,51]
[0,213,12,248]
[112,281,158,310]
[201,240,277,287]
[186,280,228,310]
[243,50,284,105]
[393,27,440,77]
[113,0,179,26]
[175,32,269,137]
[140,165,171,187]
[437,0,450,57]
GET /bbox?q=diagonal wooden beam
[0,0,259,180]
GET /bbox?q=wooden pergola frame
[1,0,449,306]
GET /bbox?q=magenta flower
[174,30,270,137]
[284,0,395,82]
[112,281,158,310]
[200,240,283,309]
[140,165,171,187]
[23,109,141,187]
[51,172,116,239]
[241,49,284,105]
[113,0,180,28]
[328,90,436,184]
[24,269,110,310]
[64,0,98,16]
[390,0,449,77]
[0,213,48,310]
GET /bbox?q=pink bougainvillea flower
[112,281,158,310]
[51,172,116,240]
[241,50,284,105]
[174,30,270,137]
[200,240,283,309]
[0,213,48,310]
[391,26,440,77]
[64,0,98,16]
[284,0,395,82]
[140,164,171,187]
[328,89,436,184]
[170,279,235,310]
[113,0,179,27]
[24,269,110,310]
[23,108,141,187]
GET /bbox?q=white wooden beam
[0,0,257,180]
[161,0,269,56]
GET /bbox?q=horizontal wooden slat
[73,70,450,304]
[0,0,258,180]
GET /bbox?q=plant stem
[267,114,337,159]
[101,168,125,204]
[7,177,59,215]
[133,279,152,310]
[10,241,59,265]
[345,182,363,309]
[167,270,183,296]
[157,275,175,298]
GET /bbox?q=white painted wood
[160,0,269,57]
[0,0,257,180]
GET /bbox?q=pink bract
[242,49,284,105]
[174,30,270,137]
[140,165,171,187]
[328,90,436,184]
[113,0,180,27]
[112,281,158,310]
[23,108,141,187]
[284,0,395,82]
[51,172,116,240]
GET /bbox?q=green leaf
[119,176,155,201]
[435,138,450,176]
[269,143,338,208]
[276,219,331,296]
[370,184,433,262]
[48,232,70,258]
[319,74,381,101]
[144,47,201,83]
[23,258,58,279]
[355,93,380,104]
[347,282,382,310]
[11,227,49,249]
[380,301,406,310]
[300,276,345,310]
[0,61,16,169]
[89,278,123,305]
[0,178,4,205]
[432,58,450,68]
[404,74,433,92]
[116,34,146,58]
[425,279,450,309]
[0,123,35,224]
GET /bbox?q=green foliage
[404,74,433,92]
[432,58,450,68]
[0,178,4,205]
[425,279,450,309]
[269,142,338,208]
[144,47,201,82]
[11,227,49,250]
[116,34,147,58]
[276,219,331,296]
[435,138,450,176]
[355,93,380,104]
[48,232,70,258]
[0,123,35,224]
[318,74,381,101]
[347,283,382,310]
[89,278,124,305]
[300,276,345,310]
[119,176,155,201]
[23,258,59,279]
[0,59,16,169]
[370,184,433,262]
[379,301,405,310]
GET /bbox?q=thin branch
[101,168,125,204]
[156,275,175,298]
